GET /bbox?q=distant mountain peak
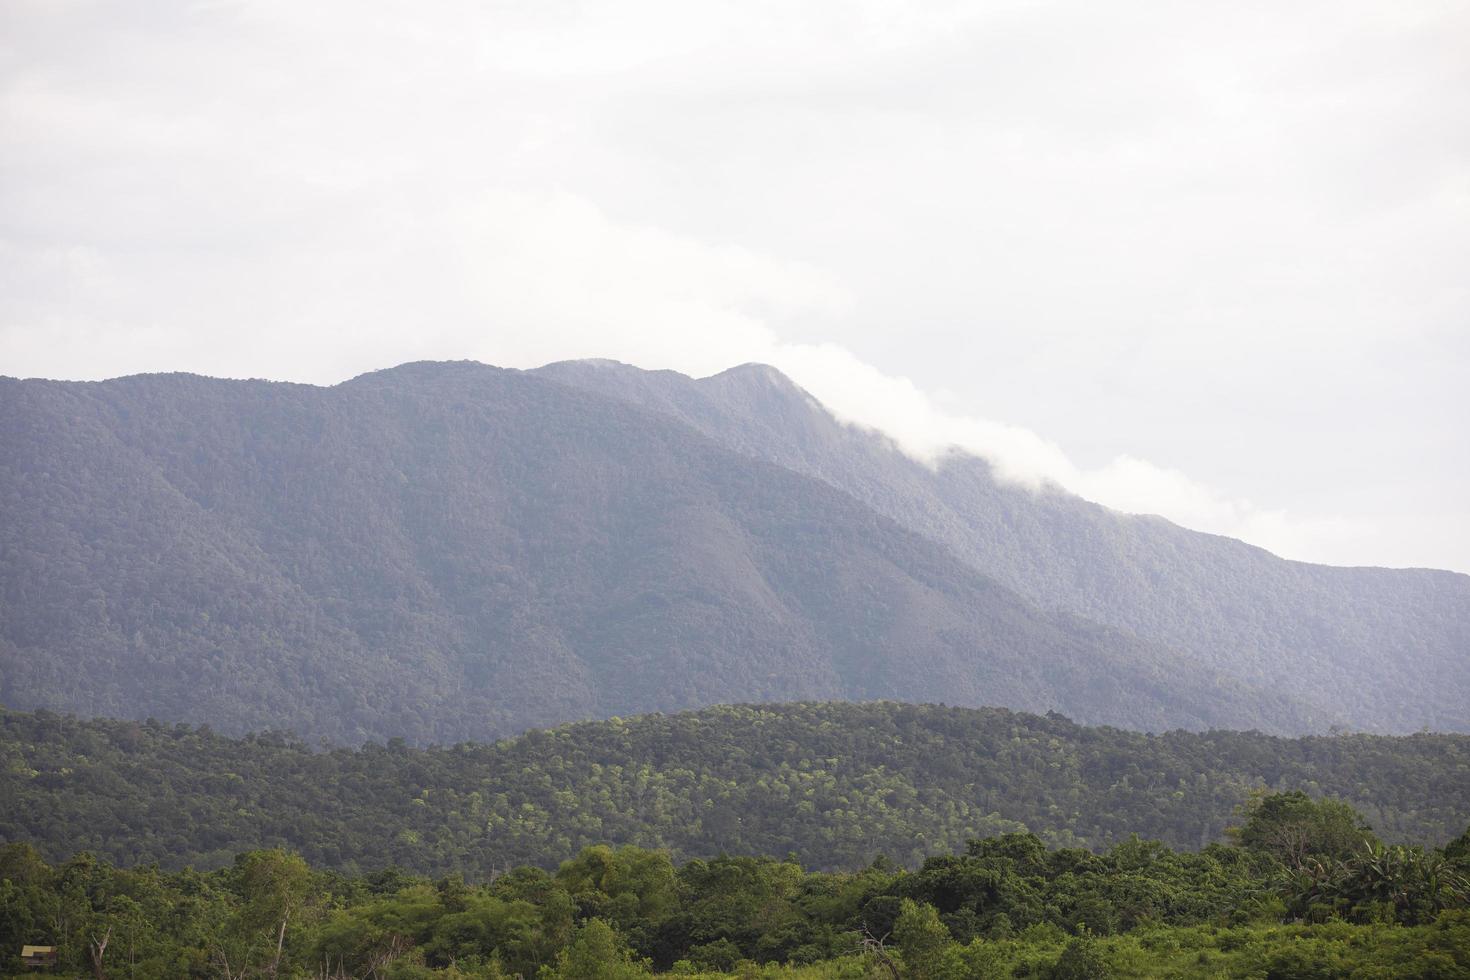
[705,362,796,387]
[542,358,803,393]
[543,357,635,371]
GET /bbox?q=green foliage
[1235,789,1378,867]
[239,849,311,930]
[892,899,963,979]
[555,845,677,952]
[4,703,1469,879]
[1447,824,1470,866]
[1279,840,1470,925]
[1047,932,1110,980]
[547,917,652,979]
[2,822,1470,978]
[235,848,313,978]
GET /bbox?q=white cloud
[755,341,1380,566]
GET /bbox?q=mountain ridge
[1,361,1319,743]
[534,358,1470,733]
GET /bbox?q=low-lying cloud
[750,339,1377,566]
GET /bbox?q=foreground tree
[547,918,650,979]
[1233,791,1378,868]
[892,898,963,979]
[237,849,311,978]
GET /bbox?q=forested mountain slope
[0,363,1304,743]
[4,702,1468,875]
[537,359,1470,733]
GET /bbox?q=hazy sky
[3,0,1467,572]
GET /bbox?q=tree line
[2,792,1468,977]
[4,702,1469,877]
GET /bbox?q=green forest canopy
[3,796,1469,978]
[4,701,1468,877]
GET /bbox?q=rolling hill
[4,701,1468,874]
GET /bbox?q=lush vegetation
[5,703,1469,877]
[3,792,1469,978]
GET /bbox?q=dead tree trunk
[88,926,111,980]
[267,911,290,979]
[855,925,900,980]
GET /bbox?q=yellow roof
[21,946,57,954]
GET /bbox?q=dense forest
[3,791,1468,977]
[5,702,1469,877]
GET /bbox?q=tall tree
[237,849,310,979]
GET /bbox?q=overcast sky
[2,0,1467,572]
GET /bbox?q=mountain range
[1,360,1465,742]
[537,360,1470,733]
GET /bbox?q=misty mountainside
[0,362,1312,744]
[536,359,1470,734]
